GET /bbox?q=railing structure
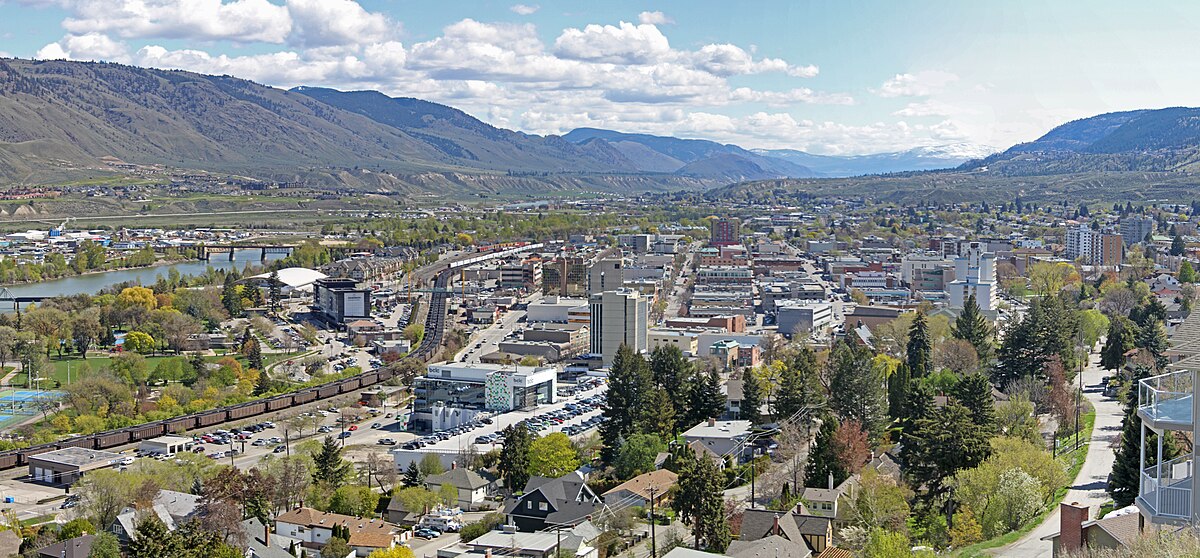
[1139,369,1194,427]
[1139,455,1192,522]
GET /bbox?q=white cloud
[554,21,671,64]
[876,70,959,97]
[36,32,130,62]
[637,11,672,25]
[286,0,394,47]
[59,0,292,43]
[509,4,538,15]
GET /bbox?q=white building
[947,242,997,315]
[590,289,648,366]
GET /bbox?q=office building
[314,278,372,323]
[587,258,624,294]
[711,217,741,246]
[947,242,997,315]
[589,289,648,366]
[411,363,557,431]
[1120,216,1154,246]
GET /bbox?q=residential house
[601,469,677,508]
[1041,503,1142,557]
[274,507,401,557]
[683,419,754,465]
[504,472,604,532]
[112,490,200,542]
[424,467,499,511]
[738,508,832,555]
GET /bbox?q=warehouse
[28,447,123,485]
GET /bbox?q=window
[539,502,548,511]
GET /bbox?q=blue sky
[2,1,1198,156]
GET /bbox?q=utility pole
[648,485,658,558]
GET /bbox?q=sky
[2,1,1200,157]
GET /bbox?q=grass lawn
[953,411,1097,557]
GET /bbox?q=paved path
[994,350,1125,557]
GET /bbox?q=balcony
[1137,455,1192,524]
[1138,369,1193,431]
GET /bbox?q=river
[1,249,287,299]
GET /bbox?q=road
[994,349,1125,557]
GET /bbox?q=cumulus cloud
[36,32,130,62]
[638,11,672,25]
[59,0,292,43]
[876,70,959,97]
[509,4,538,15]
[553,21,671,64]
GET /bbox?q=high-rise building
[711,217,741,246]
[947,242,997,314]
[1120,216,1154,246]
[588,258,624,294]
[589,289,648,366]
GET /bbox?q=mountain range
[0,58,991,195]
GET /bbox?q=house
[601,469,677,508]
[504,471,604,532]
[683,419,754,465]
[35,535,93,558]
[1040,503,1142,557]
[739,508,832,555]
[423,467,499,511]
[112,490,200,542]
[274,507,401,557]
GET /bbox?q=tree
[88,532,121,558]
[672,449,730,552]
[600,344,653,462]
[739,370,763,425]
[267,270,283,312]
[123,331,155,355]
[1171,234,1187,256]
[1181,260,1197,284]
[369,547,417,558]
[614,434,666,479]
[827,339,887,440]
[312,436,353,488]
[528,433,581,478]
[1101,316,1136,371]
[906,311,932,377]
[952,294,993,363]
[498,424,533,491]
[953,373,997,433]
[321,537,351,558]
[805,416,847,489]
[902,403,992,502]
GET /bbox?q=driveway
[993,350,1125,557]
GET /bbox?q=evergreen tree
[827,339,887,440]
[1180,260,1197,284]
[1101,316,1136,372]
[312,436,353,488]
[220,273,242,317]
[403,461,423,487]
[268,270,282,312]
[804,416,847,489]
[952,294,993,363]
[688,366,726,426]
[906,312,932,377]
[600,344,653,462]
[498,424,533,492]
[672,449,730,552]
[953,373,996,433]
[739,370,763,425]
[774,346,825,420]
[1171,235,1187,256]
[1109,362,1179,507]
